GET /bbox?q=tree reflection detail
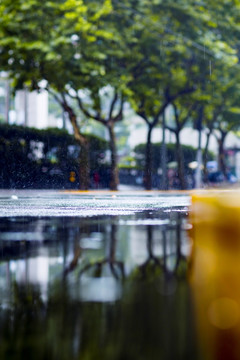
[0,211,196,360]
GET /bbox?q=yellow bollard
[189,191,240,360]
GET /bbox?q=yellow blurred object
[69,171,76,183]
[189,191,240,360]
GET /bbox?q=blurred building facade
[14,89,49,128]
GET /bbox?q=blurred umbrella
[167,161,178,169]
[188,161,203,170]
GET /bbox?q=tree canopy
[1,0,240,189]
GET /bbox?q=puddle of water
[0,193,196,360]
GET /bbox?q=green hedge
[134,142,214,170]
[0,124,109,189]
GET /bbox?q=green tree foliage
[0,0,113,189]
[107,0,239,189]
[1,0,240,189]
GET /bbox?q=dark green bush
[134,142,214,171]
[0,124,109,189]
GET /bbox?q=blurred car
[208,171,237,184]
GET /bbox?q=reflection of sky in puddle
[119,219,170,225]
[74,277,121,302]
[0,232,44,241]
[80,232,104,250]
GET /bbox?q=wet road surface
[0,190,190,217]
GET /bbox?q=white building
[14,89,49,129]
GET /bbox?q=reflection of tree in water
[64,213,187,282]
[116,214,196,360]
[137,213,188,281]
[64,223,125,280]
[0,282,47,360]
[0,212,196,360]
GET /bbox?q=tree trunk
[203,128,213,182]
[67,110,90,190]
[161,110,168,190]
[78,140,90,190]
[108,123,119,190]
[144,125,153,190]
[218,133,227,176]
[175,131,186,189]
